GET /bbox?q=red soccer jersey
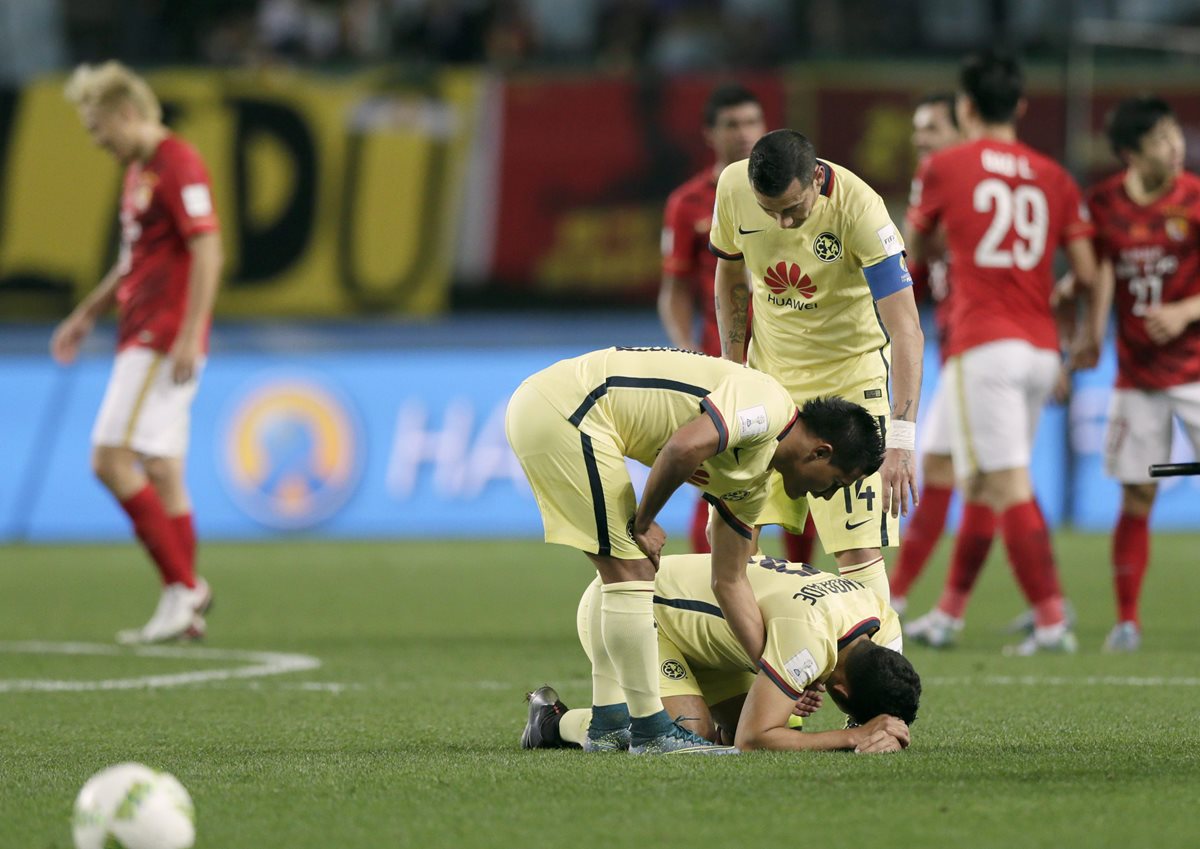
[1088,170,1200,390]
[907,138,1093,358]
[662,169,721,356]
[115,135,220,354]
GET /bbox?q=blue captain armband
[863,252,913,301]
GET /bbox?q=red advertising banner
[489,73,786,303]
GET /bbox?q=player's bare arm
[710,518,765,660]
[169,231,224,384]
[50,264,122,365]
[632,414,723,566]
[875,286,924,517]
[734,672,909,753]
[903,221,932,267]
[1063,236,1101,370]
[657,275,698,350]
[714,257,750,362]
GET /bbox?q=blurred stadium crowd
[5,0,1200,82]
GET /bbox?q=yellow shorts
[576,578,754,706]
[505,379,643,560]
[657,629,756,704]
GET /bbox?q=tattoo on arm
[893,400,913,421]
[727,284,749,346]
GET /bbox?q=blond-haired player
[52,62,222,643]
[506,346,884,754]
[711,130,925,606]
[521,553,919,754]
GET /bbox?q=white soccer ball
[72,762,195,849]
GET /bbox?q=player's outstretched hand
[1145,303,1191,346]
[632,520,666,568]
[880,447,917,518]
[50,313,94,365]
[792,683,825,718]
[852,714,910,754]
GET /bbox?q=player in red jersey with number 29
[903,51,1104,655]
[1087,97,1200,652]
[51,62,223,644]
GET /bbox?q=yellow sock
[559,709,592,746]
[581,579,625,707]
[840,556,890,605]
[600,580,663,719]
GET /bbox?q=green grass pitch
[2,533,1198,848]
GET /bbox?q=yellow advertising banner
[0,68,482,317]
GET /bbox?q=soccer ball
[72,762,195,849]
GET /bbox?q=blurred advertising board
[3,334,1195,544]
[0,68,482,318]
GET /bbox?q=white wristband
[886,419,916,451]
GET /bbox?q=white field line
[0,640,320,693]
[925,675,1200,687]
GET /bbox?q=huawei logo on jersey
[763,262,816,298]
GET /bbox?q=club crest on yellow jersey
[813,232,842,262]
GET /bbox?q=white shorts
[920,374,953,457]
[946,339,1059,477]
[1104,382,1200,484]
[91,346,202,458]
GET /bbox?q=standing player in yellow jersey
[710,131,925,604]
[506,347,884,754]
[521,553,920,754]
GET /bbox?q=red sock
[892,484,953,598]
[170,513,198,589]
[1112,512,1149,625]
[119,484,190,586]
[1002,500,1064,627]
[936,502,995,619]
[689,497,711,554]
[783,515,817,563]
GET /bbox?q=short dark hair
[960,50,1023,124]
[704,83,761,128]
[917,91,959,130]
[748,129,816,197]
[842,643,921,726]
[1106,96,1175,158]
[797,396,884,477]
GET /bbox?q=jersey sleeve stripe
[701,493,754,540]
[708,242,744,261]
[653,595,725,618]
[776,408,800,441]
[758,658,803,699]
[700,397,730,453]
[569,376,710,426]
[836,617,881,651]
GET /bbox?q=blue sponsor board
[1,347,697,542]
[1,334,1195,542]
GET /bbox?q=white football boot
[1003,622,1078,656]
[1102,621,1141,653]
[904,608,963,649]
[117,579,212,644]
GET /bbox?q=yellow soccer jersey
[652,553,901,697]
[524,347,799,532]
[710,158,904,400]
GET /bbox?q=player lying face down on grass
[506,347,884,753]
[521,553,920,754]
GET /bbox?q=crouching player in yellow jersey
[506,347,884,754]
[521,553,920,754]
